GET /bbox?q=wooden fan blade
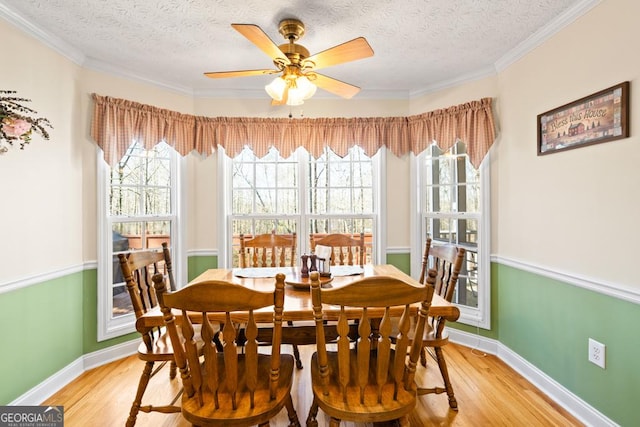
[303,37,374,71]
[312,73,361,99]
[204,69,279,79]
[231,24,290,65]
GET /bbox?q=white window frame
[410,148,491,329]
[96,145,185,342]
[217,146,385,268]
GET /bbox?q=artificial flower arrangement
[0,90,52,154]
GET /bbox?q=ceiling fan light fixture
[265,77,287,101]
[266,74,317,106]
[287,75,316,105]
[296,75,317,99]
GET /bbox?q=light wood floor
[43,342,583,426]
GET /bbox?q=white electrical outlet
[588,338,606,369]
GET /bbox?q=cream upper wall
[495,0,639,288]
[0,19,83,283]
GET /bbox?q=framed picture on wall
[537,81,629,155]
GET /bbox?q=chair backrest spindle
[309,232,366,266]
[238,231,297,268]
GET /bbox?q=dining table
[136,264,460,341]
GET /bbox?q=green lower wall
[82,269,139,354]
[0,273,84,404]
[187,255,217,281]
[494,263,639,426]
[385,253,411,275]
[1,255,637,424]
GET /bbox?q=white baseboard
[10,339,138,406]
[448,328,617,427]
[83,339,139,371]
[10,357,84,406]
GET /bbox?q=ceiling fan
[204,19,374,106]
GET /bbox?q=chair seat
[421,322,449,347]
[310,350,417,423]
[391,318,450,347]
[137,332,175,361]
[181,353,296,426]
[138,324,205,361]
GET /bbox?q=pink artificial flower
[2,117,32,138]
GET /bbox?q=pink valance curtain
[91,94,495,167]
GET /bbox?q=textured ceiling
[0,0,595,99]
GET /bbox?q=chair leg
[329,418,341,427]
[306,398,319,427]
[285,394,301,427]
[434,346,458,411]
[126,361,153,427]
[287,321,303,369]
[420,346,427,367]
[397,415,409,426]
[292,344,303,369]
[169,360,177,379]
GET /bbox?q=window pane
[438,157,454,185]
[329,162,351,187]
[107,141,176,322]
[144,187,170,215]
[118,156,143,185]
[310,188,327,214]
[428,217,457,243]
[255,189,276,213]
[256,163,277,187]
[452,249,479,308]
[144,158,171,186]
[232,146,299,215]
[114,222,142,248]
[309,162,328,188]
[465,183,480,213]
[352,188,373,213]
[146,221,171,249]
[459,218,478,245]
[233,189,254,214]
[353,162,372,187]
[277,163,297,187]
[278,189,298,214]
[439,185,454,212]
[328,188,351,213]
[232,163,254,188]
[465,161,480,184]
[109,186,140,216]
[232,219,253,236]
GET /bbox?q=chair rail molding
[492,255,640,305]
[0,262,94,295]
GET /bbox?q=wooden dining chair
[238,231,303,368]
[310,232,366,266]
[306,271,434,427]
[152,273,301,427]
[415,239,466,410]
[239,231,297,268]
[117,242,181,427]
